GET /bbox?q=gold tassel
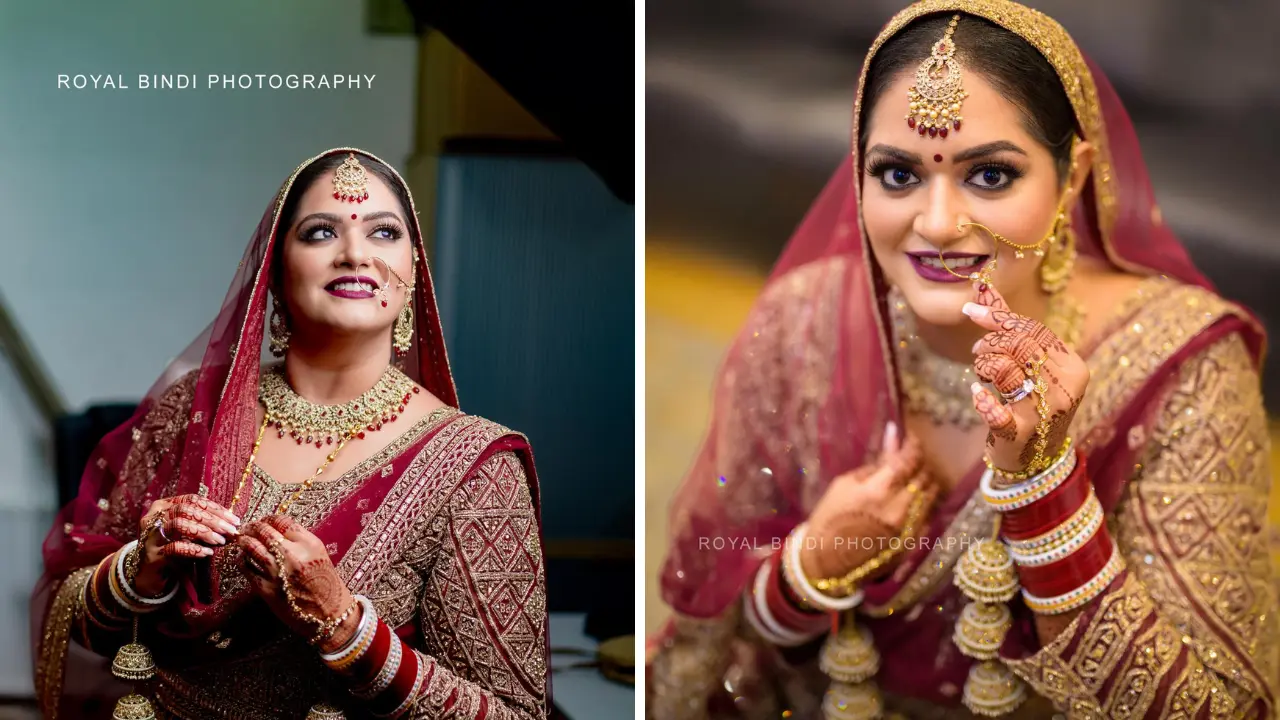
[111,617,157,720]
[820,612,882,720]
[951,517,1026,717]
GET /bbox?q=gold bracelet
[984,435,1073,485]
[312,598,359,646]
[815,485,929,596]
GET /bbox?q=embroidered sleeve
[1004,332,1280,718]
[408,450,549,719]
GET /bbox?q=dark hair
[272,152,415,288]
[860,14,1077,178]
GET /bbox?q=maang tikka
[906,15,967,139]
[333,153,370,204]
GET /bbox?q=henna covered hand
[134,494,241,596]
[801,423,940,581]
[964,281,1089,477]
[236,515,359,652]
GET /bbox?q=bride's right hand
[132,495,241,596]
[800,423,938,583]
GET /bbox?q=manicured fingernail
[971,382,983,395]
[201,547,214,557]
[231,515,242,525]
[962,302,987,319]
[219,521,238,535]
[213,534,227,545]
[884,421,897,448]
[972,338,983,353]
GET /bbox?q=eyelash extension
[370,222,404,240]
[865,158,918,191]
[299,222,337,242]
[865,158,911,179]
[966,162,1025,189]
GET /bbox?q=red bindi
[351,214,358,220]
[934,154,944,163]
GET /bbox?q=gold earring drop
[393,302,414,357]
[269,295,290,357]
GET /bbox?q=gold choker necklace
[890,287,1083,429]
[230,365,421,516]
[259,365,418,447]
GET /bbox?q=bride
[33,149,550,719]
[648,1,1279,718]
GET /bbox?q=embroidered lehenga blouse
[41,371,551,719]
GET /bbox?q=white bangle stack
[979,443,1078,512]
[781,523,865,613]
[320,594,377,669]
[111,539,178,612]
[742,557,825,647]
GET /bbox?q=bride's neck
[282,333,392,404]
[911,285,1051,364]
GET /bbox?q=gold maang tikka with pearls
[906,15,968,139]
[333,153,370,204]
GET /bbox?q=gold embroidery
[422,451,548,715]
[1117,332,1278,709]
[96,370,198,541]
[156,414,546,719]
[35,566,94,720]
[1073,281,1245,445]
[1004,331,1276,716]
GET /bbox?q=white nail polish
[962,303,987,319]
[971,382,983,394]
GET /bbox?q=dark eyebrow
[865,144,922,165]
[296,210,406,226]
[952,141,1028,164]
[359,210,404,224]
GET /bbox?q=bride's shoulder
[1074,264,1250,355]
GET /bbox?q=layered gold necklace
[889,286,1084,429]
[230,365,419,515]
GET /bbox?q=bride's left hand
[236,515,358,652]
[963,281,1090,477]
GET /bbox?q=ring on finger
[1001,378,1036,403]
[154,516,171,543]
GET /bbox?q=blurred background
[0,1,633,716]
[646,0,1280,638]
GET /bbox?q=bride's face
[279,170,415,344]
[860,69,1064,326]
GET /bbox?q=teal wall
[433,155,634,541]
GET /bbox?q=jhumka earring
[393,302,414,358]
[332,153,370,204]
[906,15,967,139]
[269,295,290,357]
